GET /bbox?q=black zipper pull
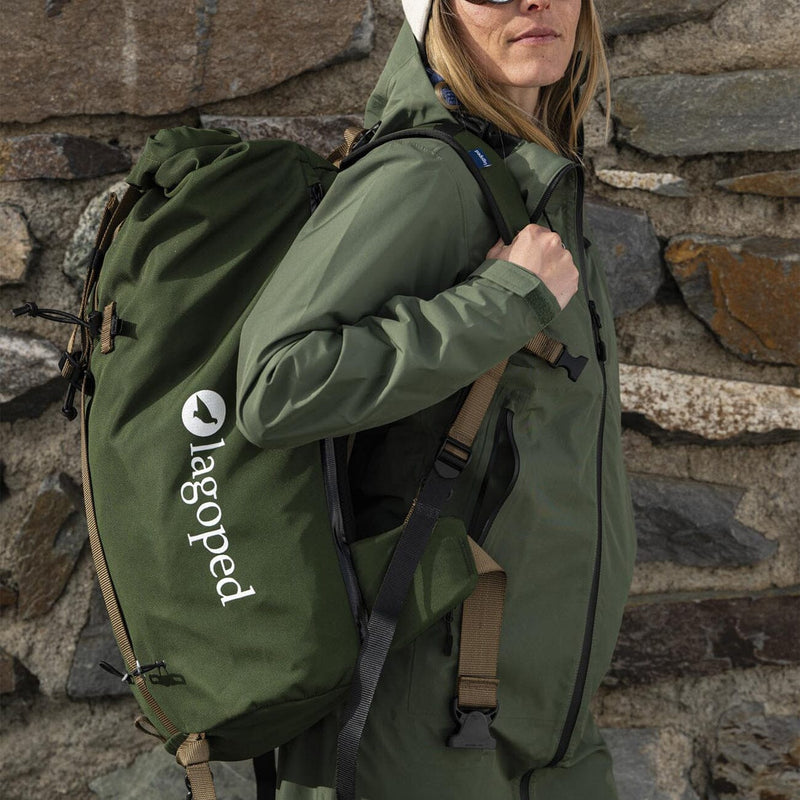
[587,300,607,363]
[443,610,454,656]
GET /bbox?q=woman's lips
[510,27,559,44]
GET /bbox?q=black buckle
[447,700,498,750]
[434,436,472,479]
[553,348,588,382]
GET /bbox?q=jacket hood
[364,23,453,135]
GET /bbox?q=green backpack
[15,124,583,799]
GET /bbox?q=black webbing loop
[334,466,457,800]
[253,751,277,800]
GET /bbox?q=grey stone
[63,180,129,285]
[630,474,777,567]
[0,204,35,285]
[597,0,727,36]
[14,473,86,620]
[603,728,700,800]
[89,745,258,800]
[0,327,62,420]
[710,703,800,800]
[608,593,800,686]
[0,134,130,181]
[584,199,663,317]
[596,169,691,197]
[609,70,800,156]
[201,114,364,157]
[67,582,129,699]
[665,236,800,366]
[1,1,371,123]
[620,364,800,445]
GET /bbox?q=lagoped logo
[181,390,226,438]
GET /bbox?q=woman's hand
[487,224,579,310]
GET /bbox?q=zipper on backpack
[321,437,368,641]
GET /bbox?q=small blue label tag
[469,148,491,169]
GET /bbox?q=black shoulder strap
[340,122,530,245]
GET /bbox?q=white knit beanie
[401,0,434,44]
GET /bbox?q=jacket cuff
[471,258,561,326]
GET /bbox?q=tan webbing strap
[98,185,141,253]
[456,538,506,709]
[79,378,179,740]
[176,734,217,800]
[525,330,564,365]
[100,301,117,354]
[327,126,366,167]
[444,359,508,461]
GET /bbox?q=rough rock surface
[665,236,800,366]
[1,1,372,123]
[67,582,128,699]
[584,199,663,317]
[62,180,129,284]
[608,0,800,79]
[200,114,364,156]
[603,728,700,800]
[596,169,690,197]
[710,703,800,800]
[717,170,800,198]
[597,0,727,36]
[608,593,800,686]
[13,473,86,620]
[0,134,130,181]
[619,364,800,444]
[630,474,777,567]
[89,745,258,800]
[0,204,35,285]
[0,328,63,420]
[610,70,800,156]
[0,648,38,696]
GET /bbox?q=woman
[237,1,636,798]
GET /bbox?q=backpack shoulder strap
[340,122,528,245]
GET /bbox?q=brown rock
[607,593,800,686]
[717,170,800,198]
[14,473,86,619]
[0,134,130,182]
[619,364,800,444]
[711,703,800,800]
[665,236,800,365]
[200,114,365,157]
[0,204,35,284]
[0,648,38,695]
[1,1,371,123]
[0,581,17,608]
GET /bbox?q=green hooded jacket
[237,23,636,800]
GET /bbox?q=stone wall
[1,1,798,798]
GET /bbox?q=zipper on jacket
[475,409,519,547]
[321,437,368,641]
[547,167,608,769]
[520,168,608,798]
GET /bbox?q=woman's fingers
[485,224,579,310]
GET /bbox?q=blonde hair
[425,0,610,156]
